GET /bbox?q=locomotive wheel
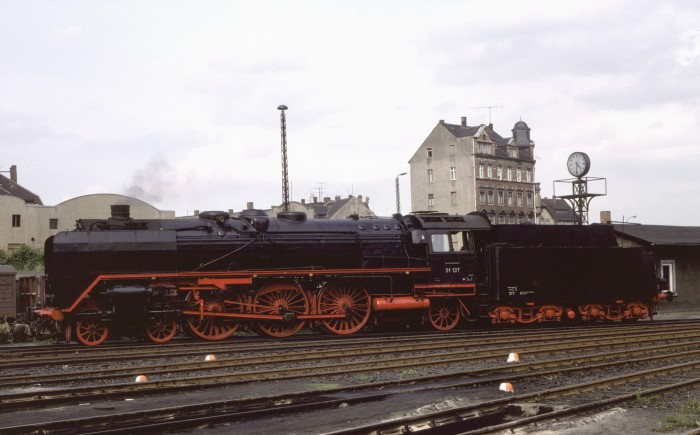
[185,293,241,341]
[145,316,178,343]
[253,282,309,338]
[428,298,460,331]
[317,282,371,335]
[75,316,109,346]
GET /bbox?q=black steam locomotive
[37,205,662,345]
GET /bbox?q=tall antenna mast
[472,105,503,124]
[278,105,290,212]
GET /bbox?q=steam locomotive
[37,205,663,345]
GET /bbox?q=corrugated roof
[613,224,700,246]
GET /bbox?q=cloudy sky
[2,1,699,225]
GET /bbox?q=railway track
[2,320,699,433]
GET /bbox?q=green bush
[0,245,44,271]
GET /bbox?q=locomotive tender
[38,205,662,345]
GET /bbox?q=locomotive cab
[406,213,491,285]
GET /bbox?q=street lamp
[395,172,407,215]
[621,215,636,247]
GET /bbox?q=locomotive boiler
[37,205,663,345]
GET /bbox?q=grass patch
[654,399,700,432]
[400,368,417,378]
[635,390,653,407]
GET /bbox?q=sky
[1,1,699,225]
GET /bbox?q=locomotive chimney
[10,165,17,183]
[111,204,131,220]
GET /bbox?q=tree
[0,245,44,272]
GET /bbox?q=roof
[0,173,42,205]
[541,198,576,223]
[440,122,533,162]
[612,224,700,246]
[441,123,481,138]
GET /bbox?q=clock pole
[555,151,606,226]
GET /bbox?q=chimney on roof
[600,211,612,224]
[439,119,444,124]
[461,117,467,127]
[488,123,493,130]
[301,198,305,204]
[366,197,369,204]
[246,202,254,210]
[10,165,17,183]
[335,195,340,201]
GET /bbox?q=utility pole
[472,105,503,124]
[278,105,290,212]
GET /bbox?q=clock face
[567,152,590,177]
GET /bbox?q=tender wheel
[317,282,371,335]
[145,316,178,343]
[428,298,461,331]
[75,316,109,346]
[253,282,309,337]
[185,293,241,341]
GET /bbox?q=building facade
[409,118,540,223]
[1,166,175,252]
[240,194,376,219]
[539,197,576,225]
[612,224,700,304]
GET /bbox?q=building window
[527,192,533,207]
[660,260,676,294]
[427,147,433,158]
[508,211,516,224]
[516,169,522,182]
[49,218,58,229]
[518,212,525,224]
[487,190,494,204]
[526,169,532,182]
[508,147,517,158]
[517,192,523,207]
[479,190,486,204]
[451,191,457,205]
[428,194,434,207]
[497,190,504,206]
[498,211,506,224]
[12,215,20,227]
[487,165,493,179]
[527,212,535,223]
[507,191,513,206]
[478,164,484,178]
[497,166,503,180]
[507,168,512,181]
[477,142,491,154]
[450,166,456,181]
[427,169,433,183]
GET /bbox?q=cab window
[430,231,473,253]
